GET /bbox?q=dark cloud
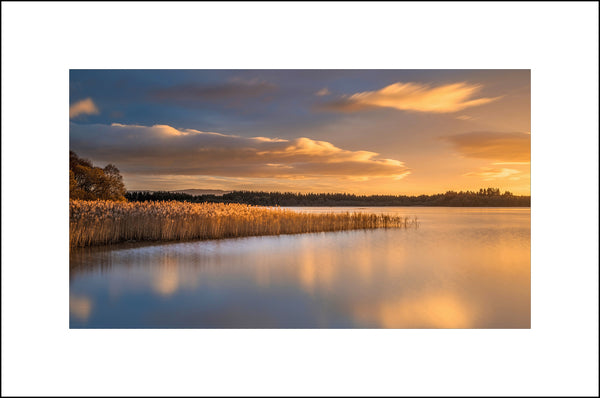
[151,79,277,103]
[70,123,410,180]
[318,98,377,113]
[441,131,530,162]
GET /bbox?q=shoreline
[69,227,410,252]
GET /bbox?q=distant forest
[125,188,530,207]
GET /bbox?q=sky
[69,70,530,195]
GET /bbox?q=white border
[2,2,598,396]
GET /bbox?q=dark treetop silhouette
[125,188,530,207]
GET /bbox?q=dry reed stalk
[70,200,419,248]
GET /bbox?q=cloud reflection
[354,293,477,328]
[69,210,530,328]
[70,294,92,321]
[152,264,180,296]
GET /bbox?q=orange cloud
[442,132,530,162]
[69,98,99,119]
[315,88,331,96]
[323,82,501,113]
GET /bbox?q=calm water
[70,207,530,328]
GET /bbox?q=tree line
[126,188,530,207]
[69,151,530,206]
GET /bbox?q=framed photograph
[69,69,532,330]
[3,2,597,396]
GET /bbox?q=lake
[70,207,530,328]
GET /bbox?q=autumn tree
[69,151,126,201]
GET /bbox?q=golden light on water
[70,209,530,328]
[353,293,477,329]
[152,265,180,297]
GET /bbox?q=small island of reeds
[70,200,419,248]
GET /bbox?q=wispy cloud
[464,167,522,181]
[321,82,501,113]
[315,87,331,96]
[70,123,410,181]
[441,132,530,162]
[69,98,99,119]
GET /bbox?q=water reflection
[70,207,530,328]
[353,292,477,328]
[69,294,92,321]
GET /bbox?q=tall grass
[70,200,419,248]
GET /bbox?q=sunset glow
[70,70,530,195]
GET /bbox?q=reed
[70,200,419,248]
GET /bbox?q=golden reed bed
[70,200,418,248]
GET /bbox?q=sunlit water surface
[70,207,530,328]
